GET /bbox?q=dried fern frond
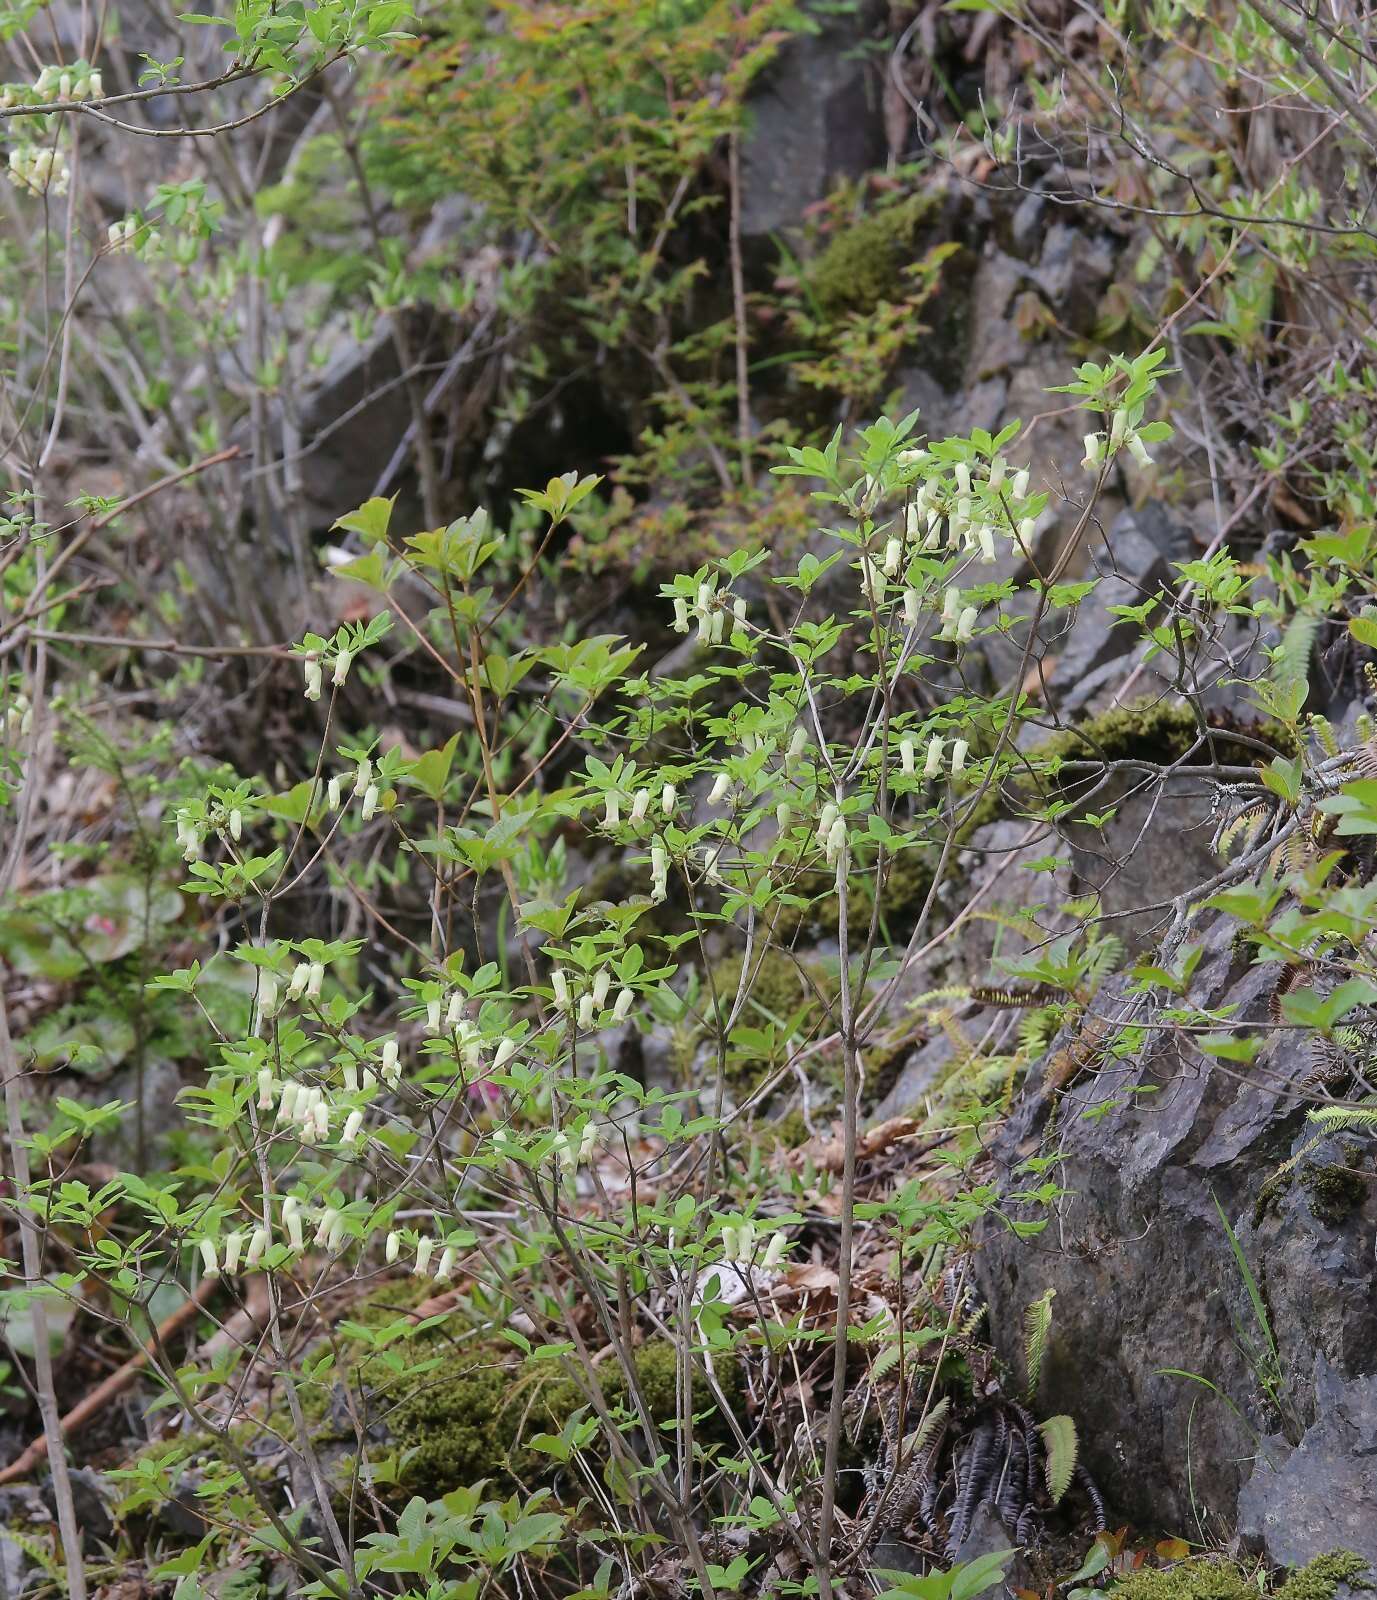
[971,983,1063,1009]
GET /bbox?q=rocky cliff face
[975,914,1377,1561]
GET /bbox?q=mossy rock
[1110,1559,1257,1600]
[387,1339,741,1500]
[809,194,938,319]
[1111,1553,1370,1600]
[1302,1150,1367,1225]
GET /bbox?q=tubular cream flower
[223,1231,244,1274]
[414,1236,435,1275]
[332,648,352,686]
[613,986,634,1023]
[360,783,379,822]
[303,657,323,701]
[245,1226,269,1268]
[951,738,970,774]
[825,814,847,867]
[762,1231,790,1269]
[578,994,596,1030]
[385,1231,401,1264]
[954,605,978,644]
[661,782,677,814]
[199,1239,220,1279]
[1082,433,1106,471]
[924,736,945,779]
[257,1068,275,1110]
[707,772,731,806]
[899,737,916,776]
[1127,432,1154,468]
[342,1109,365,1146]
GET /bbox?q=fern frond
[1023,1287,1055,1399]
[1038,1414,1078,1505]
[868,1342,903,1382]
[898,1395,951,1466]
[1307,1104,1377,1130]
[1083,935,1124,991]
[1216,800,1269,857]
[1271,611,1319,691]
[906,985,972,1009]
[1310,713,1339,758]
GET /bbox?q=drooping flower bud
[578,993,596,1030]
[951,738,970,774]
[332,648,352,686]
[762,1231,790,1269]
[245,1226,269,1268]
[257,1068,275,1110]
[304,657,323,701]
[414,1235,434,1275]
[707,772,731,805]
[342,1109,365,1145]
[360,784,379,822]
[385,1231,400,1264]
[661,783,677,815]
[613,987,634,1023]
[899,737,916,776]
[924,737,945,779]
[223,1231,244,1274]
[199,1239,219,1279]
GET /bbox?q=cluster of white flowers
[936,585,979,645]
[302,643,354,701]
[602,780,676,832]
[323,757,379,822]
[1083,408,1153,470]
[31,62,102,101]
[397,1231,460,1281]
[814,801,848,868]
[106,217,141,252]
[719,1219,789,1269]
[670,576,746,644]
[550,966,635,1029]
[199,1192,360,1278]
[7,145,69,197]
[4,692,32,741]
[552,1122,599,1171]
[899,458,1035,573]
